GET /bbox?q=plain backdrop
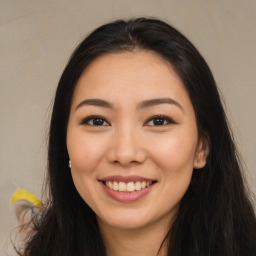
[1,0,255,254]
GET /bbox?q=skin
[66,51,209,256]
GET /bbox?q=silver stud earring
[68,160,71,168]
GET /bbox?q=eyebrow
[137,98,183,111]
[75,99,114,110]
[75,97,183,111]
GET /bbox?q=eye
[145,115,176,126]
[80,115,110,126]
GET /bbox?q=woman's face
[67,51,208,231]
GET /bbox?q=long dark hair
[20,18,256,256]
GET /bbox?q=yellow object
[11,189,42,210]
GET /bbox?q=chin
[96,209,151,230]
[102,217,148,230]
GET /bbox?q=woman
[18,18,256,256]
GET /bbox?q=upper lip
[99,175,156,183]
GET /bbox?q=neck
[98,218,172,256]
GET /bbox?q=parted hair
[19,18,256,256]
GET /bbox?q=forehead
[72,51,191,110]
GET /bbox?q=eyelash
[80,115,176,126]
[80,115,110,126]
[145,115,176,126]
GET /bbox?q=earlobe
[193,134,210,169]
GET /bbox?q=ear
[193,134,210,169]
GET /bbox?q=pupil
[153,118,164,125]
[93,118,104,125]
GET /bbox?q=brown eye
[145,115,176,126]
[81,116,110,126]
[92,118,105,125]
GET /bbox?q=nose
[106,125,146,166]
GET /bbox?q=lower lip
[100,182,156,202]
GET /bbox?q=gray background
[1,0,255,254]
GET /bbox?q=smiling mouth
[101,180,157,193]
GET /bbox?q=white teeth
[108,181,113,189]
[135,181,142,191]
[113,181,118,191]
[104,180,153,192]
[127,182,135,192]
[119,182,126,192]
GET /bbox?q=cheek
[152,136,196,204]
[67,132,108,173]
[67,134,109,207]
[153,136,196,167]
[67,131,110,186]
[149,133,197,187]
